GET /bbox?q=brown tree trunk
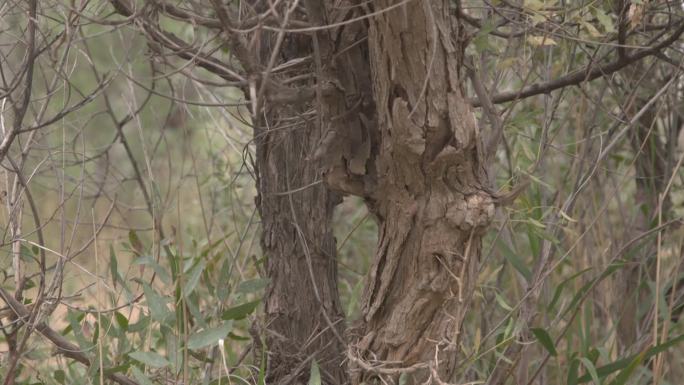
[255,113,347,384]
[253,2,495,383]
[340,2,495,383]
[249,9,348,384]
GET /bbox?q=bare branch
[471,21,684,106]
[0,288,139,385]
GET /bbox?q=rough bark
[255,114,347,384]
[252,1,495,383]
[249,5,348,383]
[337,2,495,383]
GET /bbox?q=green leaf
[110,245,119,289]
[578,357,600,385]
[128,314,150,333]
[134,256,171,284]
[561,278,598,319]
[547,268,592,311]
[128,351,170,368]
[114,311,129,331]
[130,366,155,385]
[65,310,91,349]
[103,364,130,376]
[228,332,250,341]
[19,244,35,262]
[472,20,496,53]
[141,282,171,322]
[497,239,532,281]
[183,260,205,298]
[53,370,66,384]
[237,278,270,294]
[186,294,208,329]
[222,300,260,320]
[531,328,557,356]
[587,348,600,365]
[200,233,234,257]
[308,360,321,385]
[494,292,513,311]
[594,9,615,33]
[128,230,144,254]
[187,321,233,350]
[567,357,580,385]
[577,334,684,383]
[61,310,85,336]
[608,350,646,385]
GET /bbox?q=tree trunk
[253,2,495,383]
[343,2,495,383]
[255,113,347,384]
[250,12,348,385]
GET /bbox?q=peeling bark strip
[349,1,494,383]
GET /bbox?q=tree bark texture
[249,6,348,383]
[252,1,496,383]
[255,114,347,384]
[339,2,495,383]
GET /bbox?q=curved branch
[472,21,684,107]
[0,288,139,385]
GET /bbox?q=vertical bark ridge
[249,3,349,382]
[256,120,348,383]
[348,1,494,384]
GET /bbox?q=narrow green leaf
[128,230,144,254]
[221,300,260,320]
[228,332,250,341]
[547,268,592,311]
[187,321,233,350]
[496,239,532,281]
[109,245,119,289]
[237,278,270,294]
[183,260,205,298]
[494,292,513,311]
[141,282,170,322]
[103,364,130,376]
[114,311,129,331]
[129,351,170,368]
[134,256,171,284]
[65,310,91,349]
[186,294,208,329]
[130,366,155,385]
[61,310,85,336]
[578,357,601,385]
[128,314,150,333]
[200,233,234,257]
[308,360,321,385]
[531,328,557,356]
[567,357,580,385]
[577,334,684,383]
[561,278,598,318]
[19,244,35,262]
[608,350,646,385]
